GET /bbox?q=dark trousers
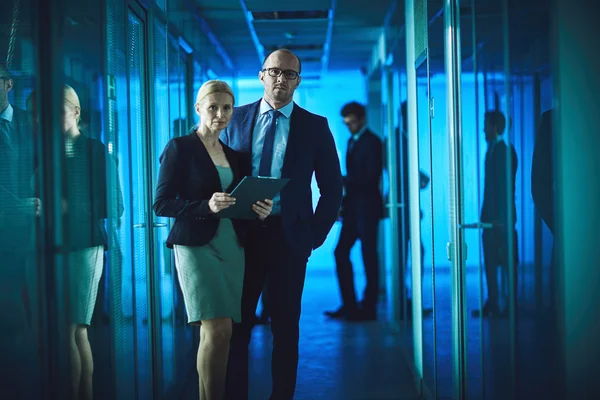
[0,252,40,399]
[225,218,308,400]
[334,215,379,313]
[482,228,519,309]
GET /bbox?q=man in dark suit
[324,101,383,321]
[221,49,343,399]
[0,64,40,397]
[472,110,519,317]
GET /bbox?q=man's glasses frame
[261,68,299,80]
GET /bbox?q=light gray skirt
[68,245,104,325]
[173,219,245,324]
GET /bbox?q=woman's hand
[253,199,273,221]
[208,192,236,214]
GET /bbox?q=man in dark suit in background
[473,110,519,317]
[221,49,343,400]
[324,101,383,321]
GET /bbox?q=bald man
[222,49,343,399]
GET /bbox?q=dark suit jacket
[221,100,343,260]
[0,106,36,251]
[29,134,123,251]
[531,109,554,234]
[343,129,383,220]
[481,139,518,228]
[153,132,249,248]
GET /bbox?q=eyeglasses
[262,68,299,80]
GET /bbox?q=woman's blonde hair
[195,80,235,106]
[63,84,81,123]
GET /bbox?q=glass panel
[108,1,139,396]
[127,8,153,398]
[415,54,436,397]
[0,0,42,396]
[506,2,558,399]
[59,0,119,398]
[152,19,173,394]
[426,6,452,398]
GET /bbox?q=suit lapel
[191,133,220,187]
[241,100,261,151]
[221,143,243,192]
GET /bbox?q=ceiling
[173,0,551,79]
[0,0,551,81]
[176,0,393,78]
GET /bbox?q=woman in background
[28,84,113,400]
[153,80,272,400]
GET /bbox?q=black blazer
[0,106,36,251]
[153,132,249,248]
[221,100,343,260]
[342,129,384,220]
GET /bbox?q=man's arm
[312,119,343,249]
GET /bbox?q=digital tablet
[217,176,289,219]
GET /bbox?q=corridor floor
[183,269,420,400]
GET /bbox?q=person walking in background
[324,101,383,322]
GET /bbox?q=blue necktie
[0,119,12,148]
[258,109,281,177]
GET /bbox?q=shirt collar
[0,103,14,123]
[260,98,294,119]
[352,125,368,141]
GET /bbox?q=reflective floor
[182,269,419,400]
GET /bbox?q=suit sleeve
[345,136,382,191]
[312,119,344,249]
[152,139,212,218]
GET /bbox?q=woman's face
[195,92,233,132]
[62,104,80,134]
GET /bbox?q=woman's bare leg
[198,327,207,399]
[69,325,81,399]
[196,318,232,400]
[75,325,94,400]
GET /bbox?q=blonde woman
[28,85,114,400]
[153,80,272,399]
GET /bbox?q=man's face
[259,51,301,106]
[343,114,365,135]
[0,77,13,111]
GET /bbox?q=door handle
[134,222,167,228]
[458,222,493,230]
[385,202,406,209]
